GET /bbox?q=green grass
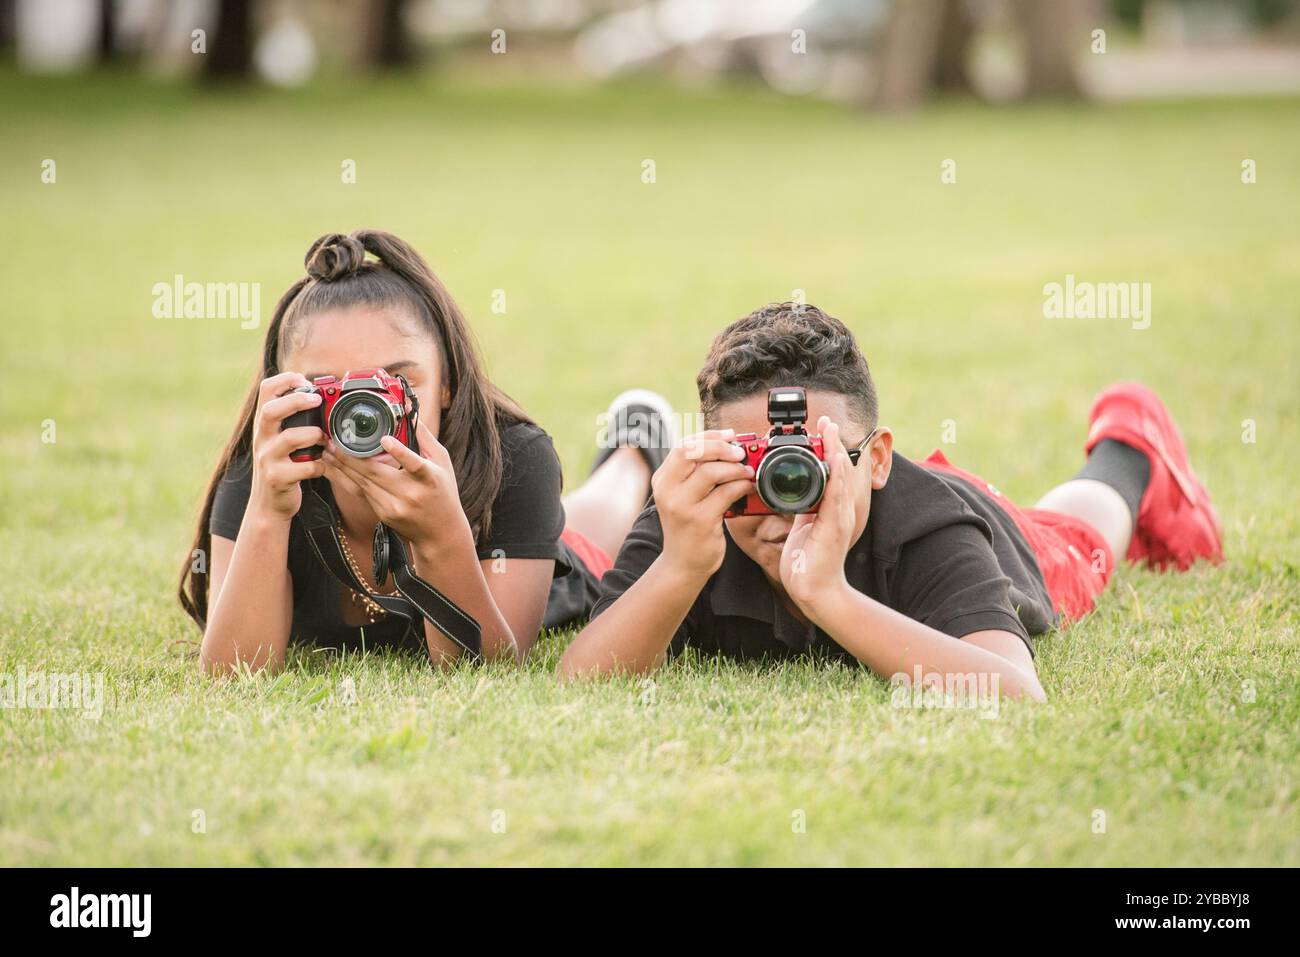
[1,65,1297,866]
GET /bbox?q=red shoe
[1085,383,1223,570]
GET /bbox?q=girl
[179,230,675,672]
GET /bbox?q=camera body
[724,387,829,517]
[282,368,414,462]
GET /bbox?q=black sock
[1072,438,1150,521]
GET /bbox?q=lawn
[0,63,1297,866]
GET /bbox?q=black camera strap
[296,480,482,661]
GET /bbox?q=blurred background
[6,0,1300,102]
[1,0,1297,586]
[1,0,1298,867]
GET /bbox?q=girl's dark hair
[178,229,530,628]
[696,302,878,430]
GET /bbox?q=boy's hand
[781,417,856,619]
[651,429,755,581]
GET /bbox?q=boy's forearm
[558,557,706,679]
[805,585,1045,700]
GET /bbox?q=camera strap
[296,479,483,661]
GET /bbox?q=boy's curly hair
[697,302,878,430]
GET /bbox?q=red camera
[724,387,828,517]
[281,368,415,462]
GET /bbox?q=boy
[558,303,1222,698]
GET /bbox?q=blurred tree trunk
[874,0,948,109]
[1016,0,1095,97]
[366,0,414,69]
[876,0,1101,107]
[206,0,253,80]
[932,0,974,92]
[98,0,116,61]
[0,0,14,49]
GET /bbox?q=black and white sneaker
[591,388,678,477]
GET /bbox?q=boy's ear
[868,428,893,490]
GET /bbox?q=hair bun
[305,233,366,281]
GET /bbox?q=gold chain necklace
[337,523,398,624]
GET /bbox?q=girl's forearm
[807,585,1046,700]
[200,512,294,675]
[411,533,517,663]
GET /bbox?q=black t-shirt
[209,420,599,652]
[590,452,1056,665]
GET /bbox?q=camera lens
[350,407,379,438]
[756,447,825,514]
[770,457,814,502]
[331,392,395,456]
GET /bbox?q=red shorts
[561,526,615,579]
[921,450,1113,626]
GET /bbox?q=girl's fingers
[269,426,326,457]
[324,445,407,497]
[322,447,373,491]
[258,371,311,408]
[283,458,326,484]
[361,486,402,522]
[380,434,428,475]
[322,459,364,498]
[325,454,400,515]
[258,389,322,439]
[413,420,450,466]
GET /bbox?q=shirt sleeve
[476,424,566,561]
[209,456,253,541]
[589,504,705,655]
[889,519,1034,653]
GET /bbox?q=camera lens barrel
[754,445,827,514]
[329,390,401,457]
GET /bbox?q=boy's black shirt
[209,421,600,652]
[590,452,1056,663]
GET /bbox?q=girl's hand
[322,419,470,549]
[249,372,327,522]
[780,417,856,618]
